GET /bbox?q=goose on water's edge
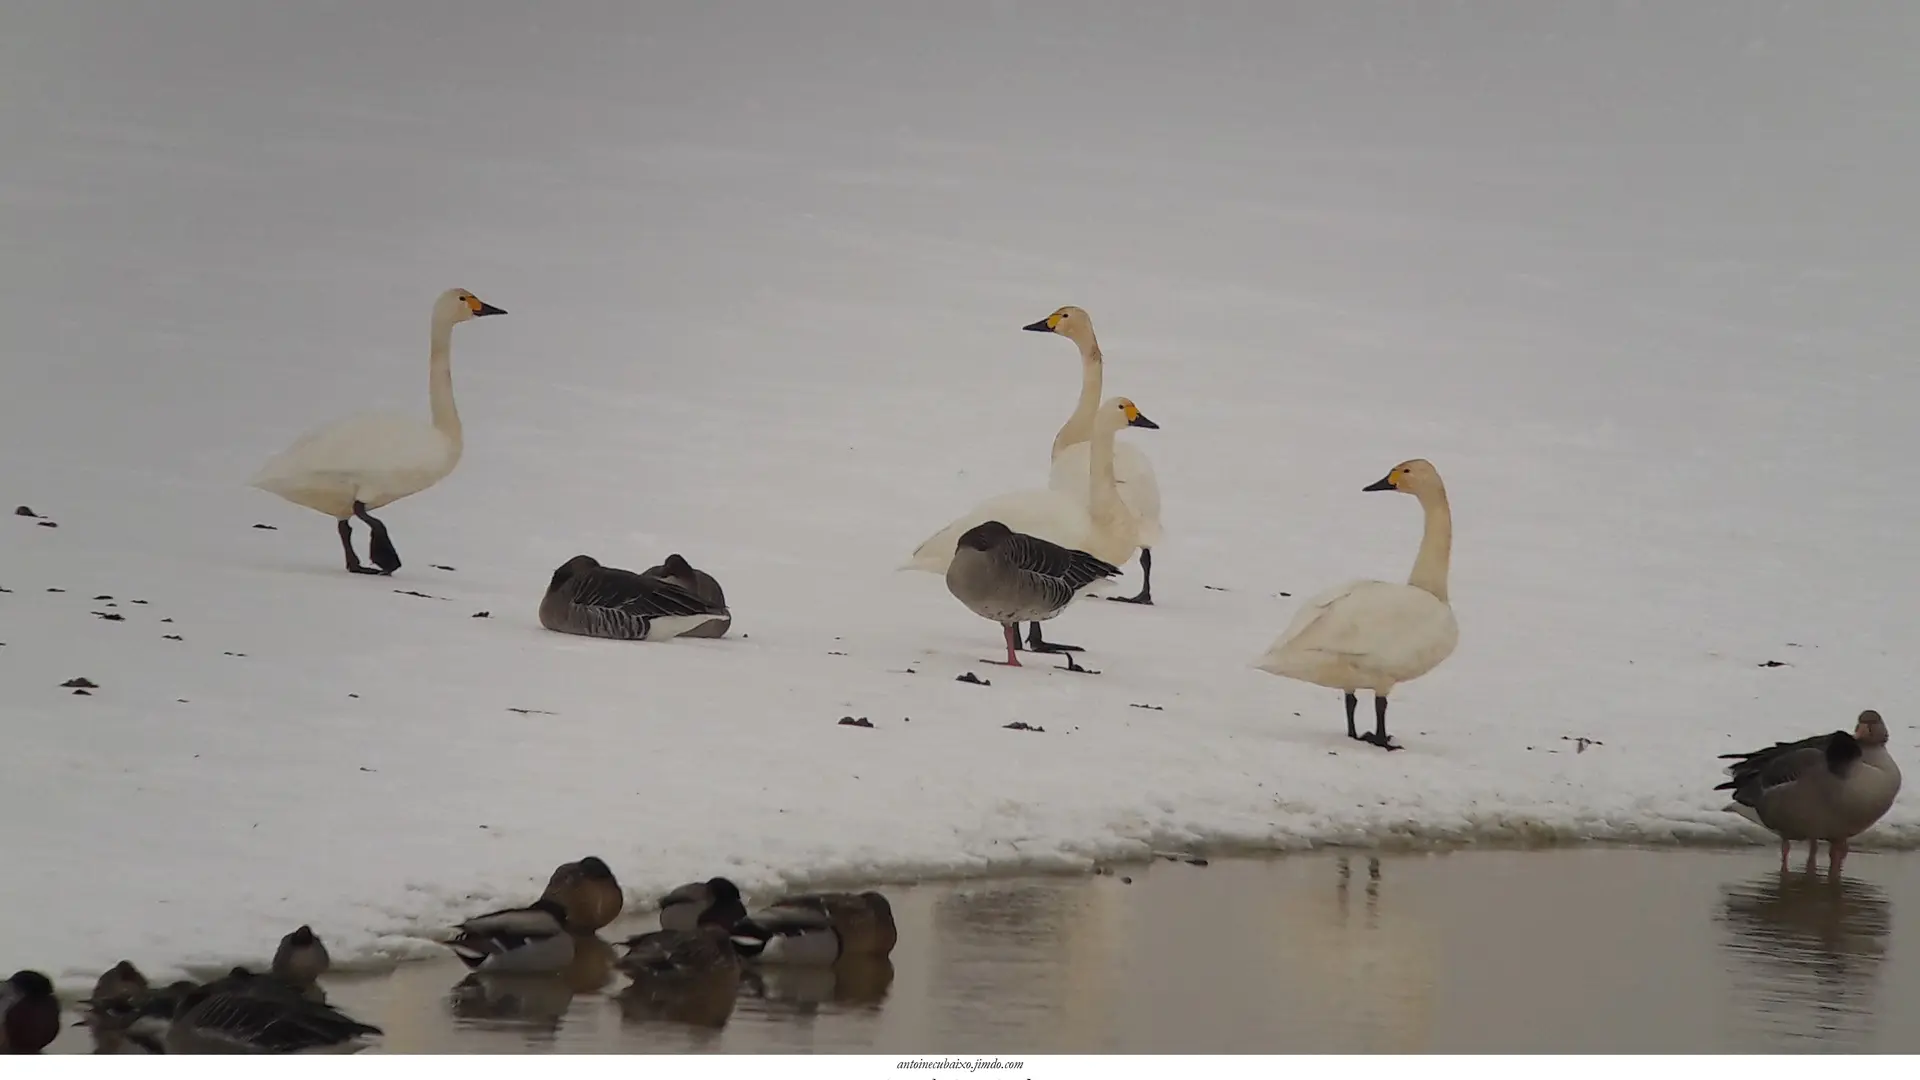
[248,288,505,576]
[907,396,1158,654]
[1256,459,1458,751]
[539,555,730,642]
[160,968,383,1054]
[945,519,1119,670]
[1025,306,1166,605]
[1718,709,1903,873]
[270,925,330,995]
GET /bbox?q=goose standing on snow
[907,396,1159,654]
[641,554,732,638]
[1027,306,1165,605]
[539,555,730,642]
[1256,459,1458,751]
[946,520,1120,669]
[540,856,624,932]
[1717,709,1903,872]
[249,287,505,575]
[1,970,59,1054]
[657,877,749,934]
[729,891,898,966]
[444,899,576,975]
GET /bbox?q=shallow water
[54,848,1920,1053]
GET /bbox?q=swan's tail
[900,525,963,575]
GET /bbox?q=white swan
[905,396,1158,654]
[1256,459,1458,751]
[248,287,505,574]
[1027,306,1165,605]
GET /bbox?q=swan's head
[1363,458,1443,497]
[436,287,507,325]
[1022,305,1095,346]
[1855,709,1890,746]
[1096,396,1159,433]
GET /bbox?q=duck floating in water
[541,856,624,933]
[730,891,898,965]
[539,555,730,642]
[445,898,576,975]
[1,970,59,1054]
[658,876,748,934]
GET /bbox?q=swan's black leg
[1108,548,1154,605]
[339,518,380,574]
[354,501,402,575]
[1358,695,1402,751]
[1026,621,1083,654]
[1344,692,1359,741]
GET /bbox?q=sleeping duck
[539,555,729,642]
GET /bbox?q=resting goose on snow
[729,891,898,965]
[1026,306,1166,605]
[540,856,624,932]
[539,555,730,642]
[641,554,732,638]
[1,970,59,1054]
[1256,459,1458,751]
[658,876,749,934]
[907,396,1159,654]
[444,898,576,975]
[1717,709,1903,872]
[249,287,505,576]
[160,968,382,1054]
[946,520,1120,669]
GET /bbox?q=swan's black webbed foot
[1026,622,1084,654]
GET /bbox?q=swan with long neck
[248,287,505,574]
[1256,459,1458,750]
[905,396,1159,654]
[1028,306,1165,605]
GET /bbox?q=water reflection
[617,969,740,1030]
[741,956,895,1013]
[1267,855,1437,1053]
[1716,868,1892,1051]
[446,974,576,1037]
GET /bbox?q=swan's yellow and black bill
[466,296,507,317]
[1126,409,1159,429]
[1363,469,1401,492]
[1021,317,1054,332]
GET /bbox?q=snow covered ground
[4,2,1918,990]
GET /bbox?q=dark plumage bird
[657,876,748,934]
[1716,709,1902,872]
[1,970,59,1054]
[270,926,330,994]
[641,554,732,638]
[944,520,1120,667]
[161,968,382,1054]
[539,555,730,641]
[541,856,624,932]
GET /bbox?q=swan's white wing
[250,411,456,510]
[902,489,1093,574]
[1046,440,1162,547]
[1257,580,1457,688]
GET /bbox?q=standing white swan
[1256,459,1458,751]
[1027,307,1164,605]
[905,396,1159,654]
[248,287,505,574]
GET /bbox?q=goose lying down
[640,554,731,638]
[540,555,730,642]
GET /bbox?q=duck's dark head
[6,970,54,999]
[706,877,743,903]
[956,521,1014,552]
[284,925,318,947]
[577,856,616,881]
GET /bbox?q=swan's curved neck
[429,314,462,450]
[1085,417,1127,529]
[1049,336,1104,458]
[1407,483,1453,602]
